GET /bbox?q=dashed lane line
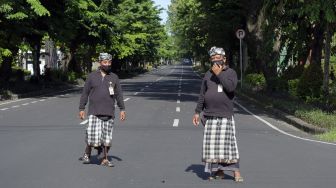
[176,107,180,112]
[177,100,180,104]
[1,108,9,111]
[173,119,179,127]
[124,98,130,102]
[11,105,20,108]
[80,120,88,125]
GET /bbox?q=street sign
[236,29,245,39]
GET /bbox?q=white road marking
[176,107,180,112]
[156,77,162,81]
[39,99,46,102]
[124,98,130,102]
[177,100,180,104]
[31,101,37,104]
[234,101,336,146]
[173,119,179,127]
[1,108,9,111]
[145,85,149,88]
[178,89,181,92]
[134,92,139,95]
[60,94,65,96]
[178,93,181,97]
[11,105,19,108]
[141,89,145,91]
[0,99,28,106]
[80,120,88,125]
[22,103,29,106]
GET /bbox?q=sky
[152,0,171,23]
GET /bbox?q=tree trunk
[32,42,41,79]
[45,39,57,69]
[0,55,13,89]
[323,23,332,96]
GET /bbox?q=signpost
[236,29,245,89]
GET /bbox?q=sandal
[82,153,90,164]
[234,176,244,182]
[101,159,114,167]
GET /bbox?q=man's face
[210,54,225,62]
[100,60,112,66]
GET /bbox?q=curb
[236,91,327,134]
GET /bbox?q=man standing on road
[79,52,126,167]
[192,46,243,182]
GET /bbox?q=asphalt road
[1,63,336,188]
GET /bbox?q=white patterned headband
[99,53,112,61]
[209,46,225,57]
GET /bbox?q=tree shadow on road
[185,164,208,180]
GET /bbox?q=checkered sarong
[86,115,114,147]
[202,116,239,163]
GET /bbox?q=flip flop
[101,159,114,167]
[234,176,244,182]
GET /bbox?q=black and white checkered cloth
[202,116,239,163]
[86,115,114,147]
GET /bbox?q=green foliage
[244,73,266,91]
[297,63,323,100]
[26,0,50,16]
[288,79,299,97]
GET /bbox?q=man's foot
[101,159,114,167]
[208,170,224,180]
[82,153,90,164]
[234,171,244,182]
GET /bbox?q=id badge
[218,84,223,92]
[109,82,114,95]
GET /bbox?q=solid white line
[134,92,139,95]
[173,119,179,127]
[11,105,19,108]
[80,120,88,125]
[1,108,9,111]
[22,103,29,106]
[176,107,180,112]
[177,100,180,104]
[124,98,130,102]
[234,101,336,146]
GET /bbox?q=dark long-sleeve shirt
[195,68,238,118]
[79,70,125,119]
